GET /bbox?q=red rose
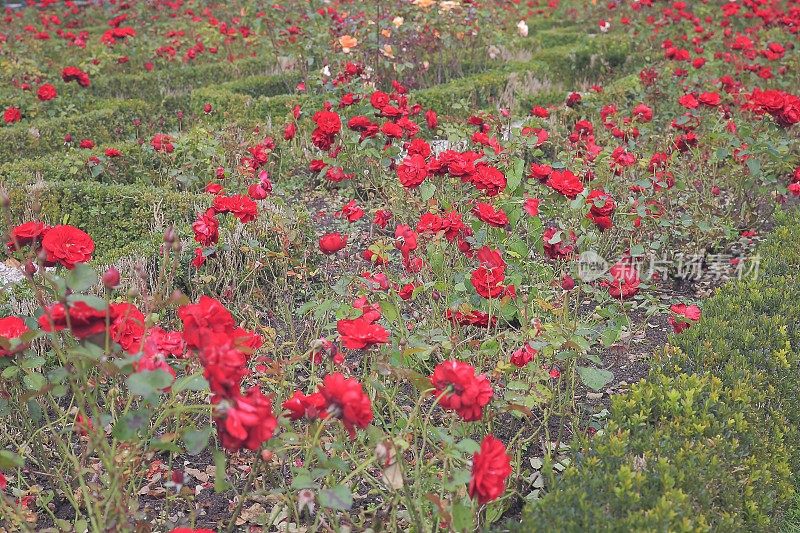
[531,105,549,118]
[39,300,108,339]
[425,109,438,129]
[529,163,552,181]
[397,154,428,189]
[3,106,21,125]
[381,121,403,139]
[606,259,640,299]
[319,232,347,255]
[469,435,511,505]
[542,227,576,260]
[510,343,537,368]
[466,163,504,197]
[586,189,616,230]
[213,386,277,451]
[698,92,721,106]
[282,390,327,421]
[212,194,258,223]
[678,93,699,109]
[283,121,296,140]
[41,225,94,269]
[337,317,389,349]
[668,303,701,333]
[192,209,219,246]
[446,309,496,328]
[317,372,373,439]
[431,360,493,421]
[61,66,90,87]
[110,303,146,353]
[394,224,418,259]
[472,202,508,228]
[178,295,236,351]
[37,83,57,101]
[151,133,174,153]
[7,221,49,251]
[547,170,584,198]
[0,316,29,357]
[370,91,390,110]
[523,197,540,217]
[632,103,652,122]
[312,110,341,136]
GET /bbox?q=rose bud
[102,267,120,289]
[561,274,575,291]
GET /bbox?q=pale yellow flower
[413,0,435,8]
[392,16,404,28]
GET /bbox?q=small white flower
[517,20,529,37]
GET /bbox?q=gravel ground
[0,260,24,286]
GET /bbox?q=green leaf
[27,399,43,423]
[319,484,353,511]
[20,355,46,369]
[456,438,481,454]
[577,366,613,391]
[65,264,98,292]
[112,408,151,440]
[506,158,525,194]
[0,450,24,469]
[128,370,174,396]
[600,327,620,347]
[214,450,231,493]
[173,373,209,393]
[419,181,437,202]
[379,300,400,324]
[183,426,213,456]
[23,372,47,391]
[451,500,474,532]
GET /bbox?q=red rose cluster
[7,222,94,269]
[179,296,277,451]
[61,66,90,87]
[430,360,493,421]
[745,88,800,127]
[283,372,373,440]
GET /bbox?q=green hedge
[0,141,159,187]
[0,100,153,161]
[518,210,800,532]
[4,181,202,261]
[64,56,281,102]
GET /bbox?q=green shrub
[70,56,280,101]
[5,181,202,259]
[0,140,159,187]
[414,70,511,114]
[0,100,153,161]
[518,210,800,532]
[520,370,793,532]
[220,73,302,98]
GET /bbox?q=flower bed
[0,1,799,531]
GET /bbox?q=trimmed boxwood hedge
[0,99,153,162]
[4,180,203,261]
[516,210,800,532]
[186,33,640,123]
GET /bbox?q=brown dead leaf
[235,502,266,526]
